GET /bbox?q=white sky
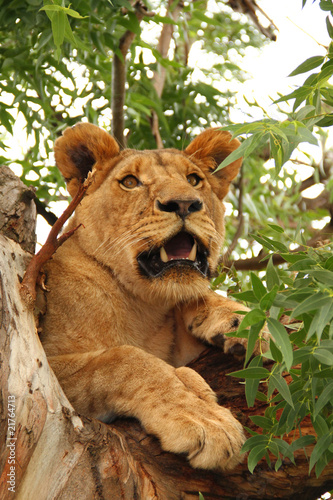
[233,0,330,119]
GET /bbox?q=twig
[20,175,94,308]
[34,198,58,226]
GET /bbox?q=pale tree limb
[111,1,154,148]
[150,0,185,148]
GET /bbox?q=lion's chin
[137,231,210,279]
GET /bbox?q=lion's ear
[184,129,242,199]
[54,122,120,197]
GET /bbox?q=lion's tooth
[188,241,197,261]
[160,246,168,263]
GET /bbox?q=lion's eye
[187,173,202,187]
[120,175,140,189]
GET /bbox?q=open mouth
[137,231,209,278]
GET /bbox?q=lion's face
[54,123,242,305]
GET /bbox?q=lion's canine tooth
[160,246,168,263]
[188,241,197,261]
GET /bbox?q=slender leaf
[230,367,270,379]
[314,382,333,417]
[269,373,294,408]
[291,292,332,318]
[288,56,325,77]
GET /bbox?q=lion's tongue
[164,233,193,260]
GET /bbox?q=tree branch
[150,0,184,148]
[111,1,154,148]
[220,220,333,272]
[20,175,94,308]
[34,198,58,226]
[227,0,277,41]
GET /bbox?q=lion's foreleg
[48,345,245,471]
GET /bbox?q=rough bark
[0,166,36,254]
[1,170,333,500]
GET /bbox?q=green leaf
[317,114,333,127]
[288,56,325,77]
[260,285,278,311]
[313,367,333,378]
[311,269,333,286]
[269,373,294,408]
[268,318,293,371]
[250,415,274,430]
[267,224,284,234]
[252,234,276,251]
[324,255,333,270]
[40,5,87,19]
[313,348,333,366]
[309,434,333,473]
[326,15,333,38]
[291,292,332,318]
[269,338,283,363]
[266,256,280,291]
[314,382,333,417]
[274,86,314,107]
[51,10,66,52]
[320,1,333,12]
[307,302,333,341]
[245,356,264,407]
[251,273,266,300]
[290,435,316,452]
[229,366,270,379]
[231,291,257,303]
[312,414,329,436]
[239,309,266,330]
[215,132,267,172]
[245,321,265,365]
[248,444,267,473]
[242,433,270,454]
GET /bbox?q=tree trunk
[1,169,332,500]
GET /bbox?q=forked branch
[20,175,94,307]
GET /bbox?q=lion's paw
[186,305,270,358]
[156,401,245,471]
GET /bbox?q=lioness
[40,123,266,472]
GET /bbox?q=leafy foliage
[211,0,333,477]
[0,0,264,202]
[1,0,333,483]
[229,231,333,476]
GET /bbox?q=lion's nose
[156,199,203,219]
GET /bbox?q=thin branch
[34,198,58,226]
[298,152,333,192]
[20,174,94,308]
[227,0,277,41]
[220,221,333,272]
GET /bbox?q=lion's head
[54,123,242,305]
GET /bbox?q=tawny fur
[39,123,269,472]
